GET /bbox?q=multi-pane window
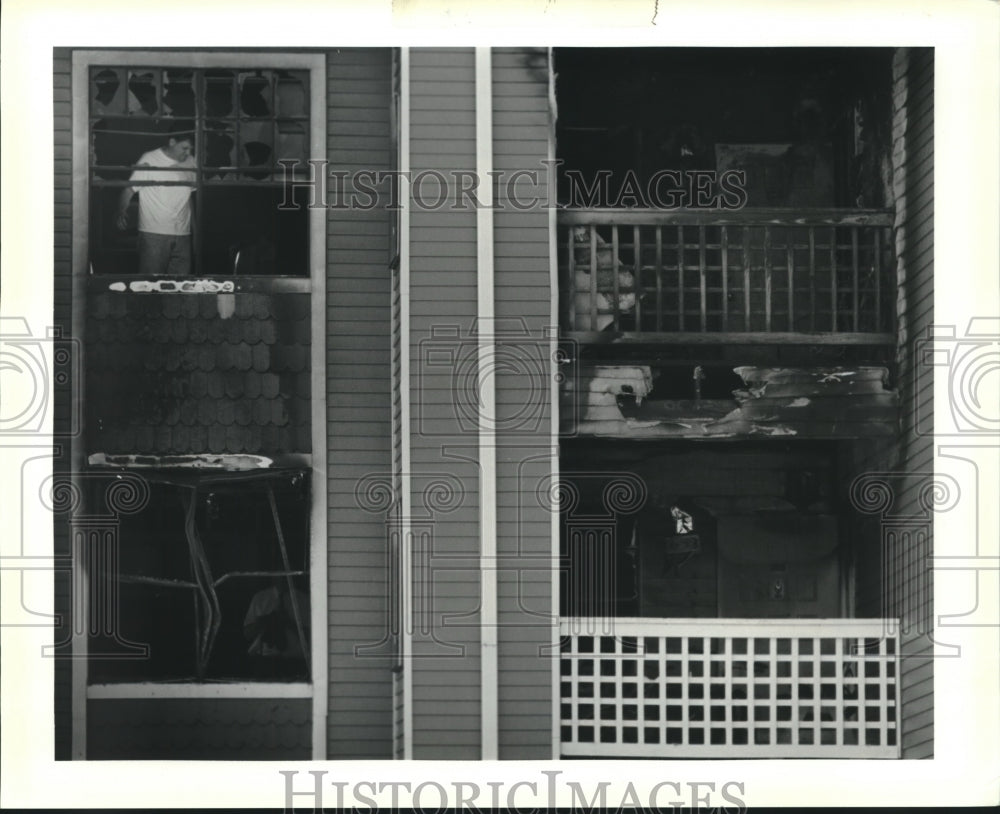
[78,56,321,687]
[88,66,312,276]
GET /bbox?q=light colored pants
[138,231,191,276]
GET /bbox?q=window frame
[69,50,327,748]
[78,52,324,290]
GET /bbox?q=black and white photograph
[1,0,998,810]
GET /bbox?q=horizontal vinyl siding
[892,47,934,759]
[493,47,555,760]
[52,46,74,761]
[407,47,481,758]
[326,47,396,759]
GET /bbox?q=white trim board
[475,45,499,763]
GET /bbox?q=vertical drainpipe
[475,46,499,761]
[399,46,414,761]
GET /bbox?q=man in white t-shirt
[116,131,197,276]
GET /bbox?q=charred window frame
[71,49,328,708]
[87,469,312,684]
[88,66,313,278]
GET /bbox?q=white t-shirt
[130,148,196,235]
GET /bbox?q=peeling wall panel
[565,364,899,440]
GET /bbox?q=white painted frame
[69,50,327,760]
[474,45,499,763]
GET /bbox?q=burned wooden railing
[561,209,895,344]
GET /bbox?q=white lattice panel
[559,618,899,758]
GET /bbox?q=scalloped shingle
[85,291,311,456]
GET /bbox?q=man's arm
[116,186,136,230]
[116,159,152,230]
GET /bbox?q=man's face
[165,138,194,162]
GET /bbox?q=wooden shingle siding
[52,46,74,761]
[892,47,934,759]
[493,47,555,760]
[325,48,396,759]
[84,292,312,456]
[407,47,482,759]
[87,699,311,759]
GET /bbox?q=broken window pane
[671,505,694,534]
[204,69,235,117]
[201,185,309,276]
[277,121,307,164]
[240,120,275,178]
[89,65,311,276]
[240,70,273,117]
[203,121,236,177]
[163,69,195,117]
[92,67,125,116]
[276,70,308,117]
[127,69,160,116]
[91,118,164,180]
[88,472,311,682]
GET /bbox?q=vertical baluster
[830,226,838,333]
[699,225,707,333]
[809,228,817,332]
[677,225,685,332]
[633,225,643,333]
[787,234,795,331]
[785,229,795,331]
[721,226,729,332]
[589,225,598,331]
[764,226,772,332]
[874,228,883,333]
[567,227,576,331]
[655,226,663,332]
[743,227,751,331]
[852,227,860,332]
[612,225,620,331]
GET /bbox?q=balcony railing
[560,209,895,344]
[559,617,900,758]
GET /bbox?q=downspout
[475,46,499,761]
